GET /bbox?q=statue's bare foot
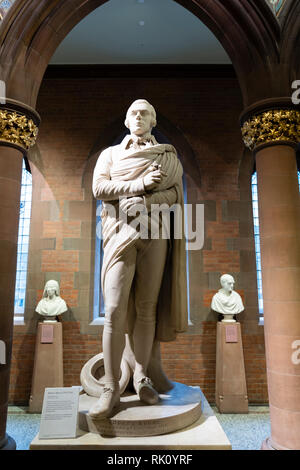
[88,387,120,419]
[134,376,159,405]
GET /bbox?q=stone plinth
[215,322,248,413]
[29,322,63,413]
[79,382,201,437]
[29,388,231,450]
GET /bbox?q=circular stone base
[78,382,202,437]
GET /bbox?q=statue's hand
[144,164,167,191]
[119,196,146,216]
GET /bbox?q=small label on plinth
[225,324,238,343]
[39,387,80,439]
[41,324,54,344]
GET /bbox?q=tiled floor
[212,406,270,450]
[7,405,270,450]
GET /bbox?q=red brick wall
[9,72,268,405]
[10,322,267,404]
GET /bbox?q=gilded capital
[241,108,300,152]
[0,99,40,153]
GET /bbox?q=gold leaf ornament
[241,109,300,150]
[0,109,39,151]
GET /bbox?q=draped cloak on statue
[92,135,188,343]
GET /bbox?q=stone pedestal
[30,387,231,450]
[215,322,248,413]
[79,382,201,437]
[29,322,63,413]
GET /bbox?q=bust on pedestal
[211,274,244,322]
[211,274,248,413]
[29,280,66,412]
[35,279,67,322]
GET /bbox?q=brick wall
[9,72,268,404]
[10,321,267,404]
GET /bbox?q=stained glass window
[266,0,285,15]
[14,159,32,318]
[251,172,264,319]
[0,0,15,21]
[93,199,105,319]
[252,170,300,322]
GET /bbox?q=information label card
[40,324,54,344]
[225,324,238,343]
[39,387,81,439]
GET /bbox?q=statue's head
[43,279,60,298]
[125,99,157,136]
[220,274,235,294]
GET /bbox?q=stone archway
[0,0,289,107]
[0,0,300,451]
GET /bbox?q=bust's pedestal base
[29,386,231,450]
[215,322,248,413]
[29,322,63,413]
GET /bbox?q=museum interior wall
[9,68,267,405]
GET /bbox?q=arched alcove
[82,111,200,327]
[1,0,300,452]
[0,0,287,108]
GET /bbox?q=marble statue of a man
[90,99,188,418]
[35,280,67,322]
[211,274,244,323]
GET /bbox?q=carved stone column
[241,99,300,450]
[0,99,40,449]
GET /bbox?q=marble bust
[211,274,244,323]
[35,280,67,322]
